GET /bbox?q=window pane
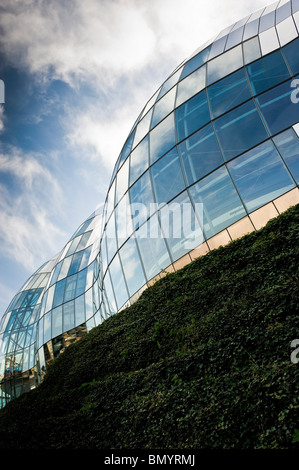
[159,191,204,262]
[149,113,176,164]
[208,68,252,119]
[129,135,149,185]
[273,128,299,183]
[135,214,172,281]
[63,301,75,332]
[214,100,268,161]
[115,158,129,204]
[259,27,280,55]
[133,110,152,147]
[151,87,176,128]
[189,166,246,239]
[53,279,66,308]
[179,124,224,185]
[115,192,133,247]
[247,50,290,95]
[108,255,128,310]
[64,274,77,302]
[256,79,299,135]
[175,90,210,142]
[75,294,85,326]
[158,69,181,99]
[119,237,146,297]
[243,37,262,65]
[68,251,84,276]
[176,66,206,107]
[283,38,299,75]
[207,45,243,85]
[105,213,117,264]
[151,147,185,204]
[75,268,87,297]
[52,306,63,337]
[129,170,155,230]
[228,140,295,212]
[276,17,298,46]
[119,129,135,166]
[180,46,210,80]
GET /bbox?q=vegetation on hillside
[0,204,298,449]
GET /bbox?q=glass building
[1,0,299,407]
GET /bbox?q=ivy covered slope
[0,204,298,449]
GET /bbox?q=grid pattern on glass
[1,2,299,408]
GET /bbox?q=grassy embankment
[0,204,298,449]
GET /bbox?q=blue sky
[0,0,268,315]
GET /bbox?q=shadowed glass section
[282,38,299,75]
[228,140,295,212]
[178,124,224,186]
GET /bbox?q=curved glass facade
[1,0,299,407]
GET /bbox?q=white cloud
[0,145,66,271]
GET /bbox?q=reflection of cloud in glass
[133,109,152,147]
[130,136,149,184]
[207,45,243,84]
[150,113,176,163]
[176,65,206,107]
[151,87,176,128]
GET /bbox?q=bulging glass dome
[1,0,299,406]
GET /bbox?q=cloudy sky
[0,0,270,315]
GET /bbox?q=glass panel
[68,251,84,276]
[207,45,243,85]
[247,50,290,95]
[175,90,210,142]
[129,136,149,185]
[178,124,224,186]
[189,166,246,239]
[159,191,204,262]
[293,0,299,13]
[115,192,133,247]
[108,255,128,309]
[64,274,77,302]
[243,37,262,65]
[151,87,176,128]
[135,214,172,281]
[79,246,92,270]
[243,19,260,41]
[75,294,85,326]
[259,27,280,55]
[208,68,252,119]
[180,46,210,80]
[225,27,244,50]
[259,11,275,32]
[63,301,75,332]
[57,256,72,281]
[214,100,268,161]
[209,36,228,60]
[151,147,185,204]
[256,79,299,135]
[52,305,63,338]
[176,66,206,107]
[119,129,135,166]
[105,213,117,264]
[283,38,299,75]
[53,279,66,308]
[43,311,51,344]
[103,272,117,313]
[133,110,152,148]
[129,170,155,230]
[119,237,146,297]
[75,268,87,297]
[157,69,181,100]
[149,113,176,164]
[228,140,295,212]
[115,158,129,205]
[276,1,292,23]
[85,289,93,321]
[273,128,299,182]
